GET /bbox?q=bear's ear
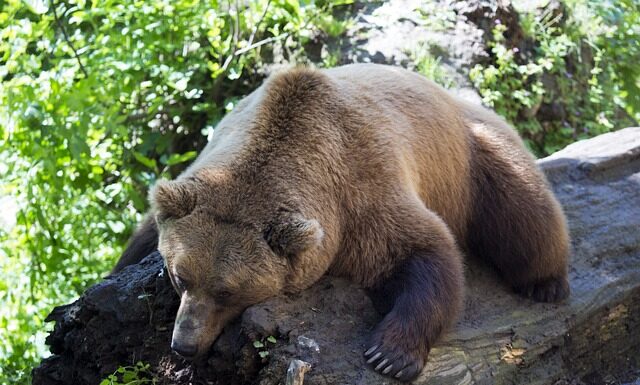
[264,214,324,259]
[150,180,197,223]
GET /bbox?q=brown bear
[113,64,570,381]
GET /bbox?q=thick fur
[112,215,158,273]
[114,64,570,381]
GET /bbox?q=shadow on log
[33,127,640,385]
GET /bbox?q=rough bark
[33,127,640,385]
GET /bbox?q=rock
[329,0,548,106]
[336,0,494,104]
[32,127,640,385]
[542,126,640,182]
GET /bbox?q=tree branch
[220,0,241,72]
[247,0,272,49]
[50,0,89,78]
[234,33,289,56]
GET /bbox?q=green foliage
[253,335,277,360]
[578,0,640,117]
[410,45,454,88]
[0,1,350,384]
[469,1,639,156]
[99,362,157,385]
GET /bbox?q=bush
[469,0,639,155]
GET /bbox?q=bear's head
[151,177,324,359]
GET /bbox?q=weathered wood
[33,128,640,385]
[285,359,311,385]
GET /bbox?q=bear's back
[324,64,474,239]
[187,64,479,245]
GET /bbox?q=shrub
[469,1,639,156]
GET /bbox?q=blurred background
[0,0,638,383]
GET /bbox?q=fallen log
[32,127,640,385]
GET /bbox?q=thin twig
[247,0,272,48]
[50,0,89,78]
[220,0,241,72]
[234,33,289,56]
[217,0,327,74]
[234,4,318,58]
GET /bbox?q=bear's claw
[366,352,382,364]
[364,341,424,382]
[517,276,570,303]
[364,345,378,356]
[375,358,389,371]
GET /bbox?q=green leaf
[133,152,158,170]
[122,370,136,382]
[69,136,91,160]
[164,151,197,166]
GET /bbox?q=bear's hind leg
[365,212,464,381]
[468,127,570,302]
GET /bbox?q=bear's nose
[171,340,197,359]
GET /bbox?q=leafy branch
[50,0,89,78]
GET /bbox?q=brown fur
[114,64,570,381]
[112,215,158,273]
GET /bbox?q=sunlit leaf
[163,151,197,166]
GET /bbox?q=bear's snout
[170,293,238,359]
[171,323,203,359]
[171,339,197,358]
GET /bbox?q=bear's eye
[214,290,232,303]
[174,274,190,293]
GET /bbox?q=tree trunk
[32,127,640,385]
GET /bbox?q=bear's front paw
[364,321,427,382]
